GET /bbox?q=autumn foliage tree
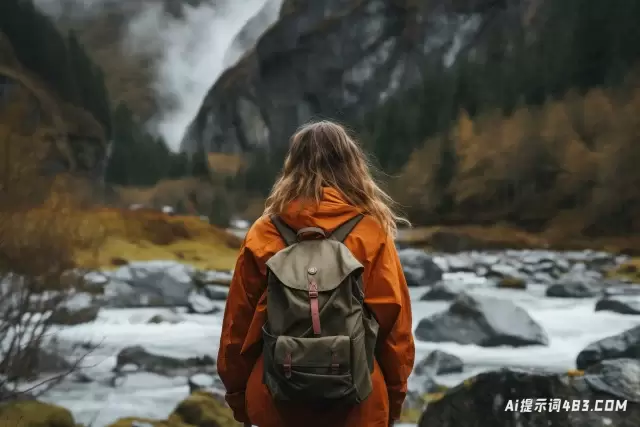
[395,71,640,237]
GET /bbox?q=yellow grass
[75,236,239,272]
[207,153,245,176]
[72,208,242,272]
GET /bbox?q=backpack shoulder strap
[330,213,364,243]
[269,215,298,246]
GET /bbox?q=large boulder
[595,296,640,315]
[398,249,444,287]
[415,294,549,347]
[99,262,231,308]
[576,325,640,370]
[418,361,640,427]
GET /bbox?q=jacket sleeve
[364,232,415,421]
[217,239,266,423]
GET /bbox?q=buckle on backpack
[308,281,319,298]
[284,352,292,379]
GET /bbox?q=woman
[217,120,415,427]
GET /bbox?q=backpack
[262,214,380,407]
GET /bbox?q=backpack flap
[265,239,363,294]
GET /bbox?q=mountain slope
[179,0,514,154]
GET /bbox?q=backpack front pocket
[263,331,358,404]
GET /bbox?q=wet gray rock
[584,358,640,402]
[420,282,465,301]
[595,296,640,315]
[114,346,215,376]
[48,293,100,325]
[399,249,444,287]
[415,294,549,347]
[203,285,229,301]
[414,350,463,376]
[418,364,640,427]
[108,261,194,306]
[576,325,640,370]
[187,289,222,314]
[98,261,230,308]
[546,281,599,298]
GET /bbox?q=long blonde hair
[263,120,410,236]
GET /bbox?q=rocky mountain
[180,0,534,154]
[0,1,111,181]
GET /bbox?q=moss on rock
[0,400,75,427]
[107,415,189,427]
[497,276,527,289]
[171,391,241,427]
[109,391,240,427]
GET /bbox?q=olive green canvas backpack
[262,214,379,407]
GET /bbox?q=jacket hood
[277,187,365,233]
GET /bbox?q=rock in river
[114,346,215,377]
[398,248,443,287]
[418,361,640,427]
[546,281,599,298]
[595,296,640,315]
[576,325,640,370]
[420,281,465,301]
[414,350,464,376]
[415,293,549,347]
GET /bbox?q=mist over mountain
[34,0,282,150]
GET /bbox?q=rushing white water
[34,256,640,427]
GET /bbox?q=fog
[34,0,282,151]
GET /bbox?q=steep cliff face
[180,0,528,154]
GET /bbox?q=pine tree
[190,150,210,178]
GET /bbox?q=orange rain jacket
[217,187,415,427]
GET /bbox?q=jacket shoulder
[243,215,282,259]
